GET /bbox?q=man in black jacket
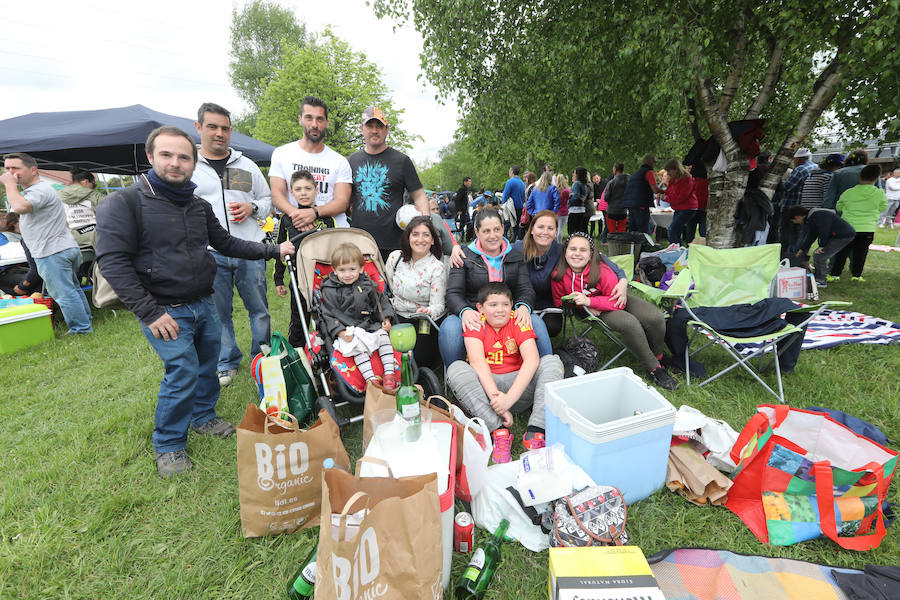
[96,126,294,478]
[454,176,472,240]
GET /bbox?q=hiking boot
[851,276,866,283]
[191,416,235,438]
[156,450,193,478]
[523,430,546,451]
[648,366,679,391]
[217,369,237,387]
[826,275,840,282]
[491,428,512,464]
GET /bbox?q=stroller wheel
[416,366,442,401]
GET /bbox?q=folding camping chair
[679,243,846,402]
[559,253,637,371]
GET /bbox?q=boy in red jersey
[446,282,563,463]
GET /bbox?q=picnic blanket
[736,309,900,356]
[647,548,861,600]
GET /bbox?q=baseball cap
[361,106,387,126]
[793,147,812,158]
[825,153,845,165]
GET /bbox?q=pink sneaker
[523,430,546,451]
[491,428,512,464]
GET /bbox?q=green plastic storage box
[0,303,53,354]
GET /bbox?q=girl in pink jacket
[550,232,677,390]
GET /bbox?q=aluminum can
[454,511,474,553]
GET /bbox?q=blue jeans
[438,312,553,364]
[668,209,697,245]
[211,251,270,372]
[34,246,92,333]
[141,296,222,453]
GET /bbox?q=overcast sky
[0,0,458,164]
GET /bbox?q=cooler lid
[0,303,50,325]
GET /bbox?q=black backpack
[638,256,667,286]
[558,336,600,377]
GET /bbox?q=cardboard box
[548,546,665,600]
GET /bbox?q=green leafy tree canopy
[252,32,418,156]
[228,0,309,116]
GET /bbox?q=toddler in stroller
[318,243,399,392]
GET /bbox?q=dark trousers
[628,208,650,234]
[830,232,875,278]
[567,212,588,234]
[668,210,697,245]
[684,210,706,243]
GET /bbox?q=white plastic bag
[472,454,596,552]
[672,405,740,473]
[515,443,576,506]
[456,417,492,502]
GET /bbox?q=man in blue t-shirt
[502,165,526,240]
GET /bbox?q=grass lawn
[2,230,899,599]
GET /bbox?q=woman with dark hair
[567,166,590,234]
[662,158,697,245]
[439,208,553,364]
[386,215,447,366]
[512,210,564,336]
[551,232,676,390]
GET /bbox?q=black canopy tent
[0,104,274,175]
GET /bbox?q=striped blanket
[736,309,900,355]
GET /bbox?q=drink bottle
[395,351,421,440]
[286,544,318,599]
[454,519,509,599]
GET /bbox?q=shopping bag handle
[339,491,370,517]
[337,491,370,541]
[730,412,770,466]
[263,411,299,433]
[356,456,395,479]
[814,460,888,551]
[424,395,452,412]
[464,417,491,452]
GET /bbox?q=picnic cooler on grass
[725,404,898,549]
[0,303,53,354]
[236,406,350,537]
[544,367,676,504]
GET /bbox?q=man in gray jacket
[96,125,293,478]
[192,102,273,388]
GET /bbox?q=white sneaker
[217,369,237,387]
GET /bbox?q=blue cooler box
[545,367,676,504]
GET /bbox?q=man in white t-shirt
[269,95,352,230]
[879,168,900,227]
[2,152,93,334]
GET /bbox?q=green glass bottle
[395,351,421,440]
[454,519,509,599]
[286,544,318,600]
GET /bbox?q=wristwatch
[312,206,320,219]
[251,203,259,217]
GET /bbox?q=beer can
[454,511,474,553]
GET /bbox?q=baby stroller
[287,228,442,428]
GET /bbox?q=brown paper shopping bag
[237,406,350,537]
[362,383,399,450]
[316,458,443,599]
